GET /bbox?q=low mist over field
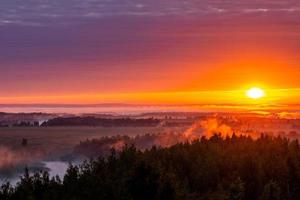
[0,110,300,186]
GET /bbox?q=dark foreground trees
[2,134,300,200]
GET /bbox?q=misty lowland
[0,110,300,199]
[1,0,300,199]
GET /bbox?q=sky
[0,0,300,108]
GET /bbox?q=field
[0,126,186,159]
[0,126,186,184]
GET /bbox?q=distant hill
[41,117,161,127]
[0,112,57,127]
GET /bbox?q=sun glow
[246,87,265,99]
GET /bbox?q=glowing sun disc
[246,87,265,99]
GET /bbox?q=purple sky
[0,0,300,104]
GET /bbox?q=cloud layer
[1,0,300,26]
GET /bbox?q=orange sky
[0,2,300,109]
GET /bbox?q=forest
[1,134,300,200]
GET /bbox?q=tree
[259,181,282,200]
[229,177,245,200]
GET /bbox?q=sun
[246,87,265,99]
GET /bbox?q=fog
[0,160,69,186]
[1,113,300,185]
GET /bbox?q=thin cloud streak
[0,0,300,26]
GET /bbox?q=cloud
[0,0,299,26]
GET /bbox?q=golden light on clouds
[0,87,299,110]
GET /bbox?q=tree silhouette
[2,135,300,200]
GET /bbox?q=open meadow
[0,126,186,158]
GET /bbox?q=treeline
[2,134,300,199]
[73,133,182,157]
[41,117,161,127]
[0,121,40,127]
